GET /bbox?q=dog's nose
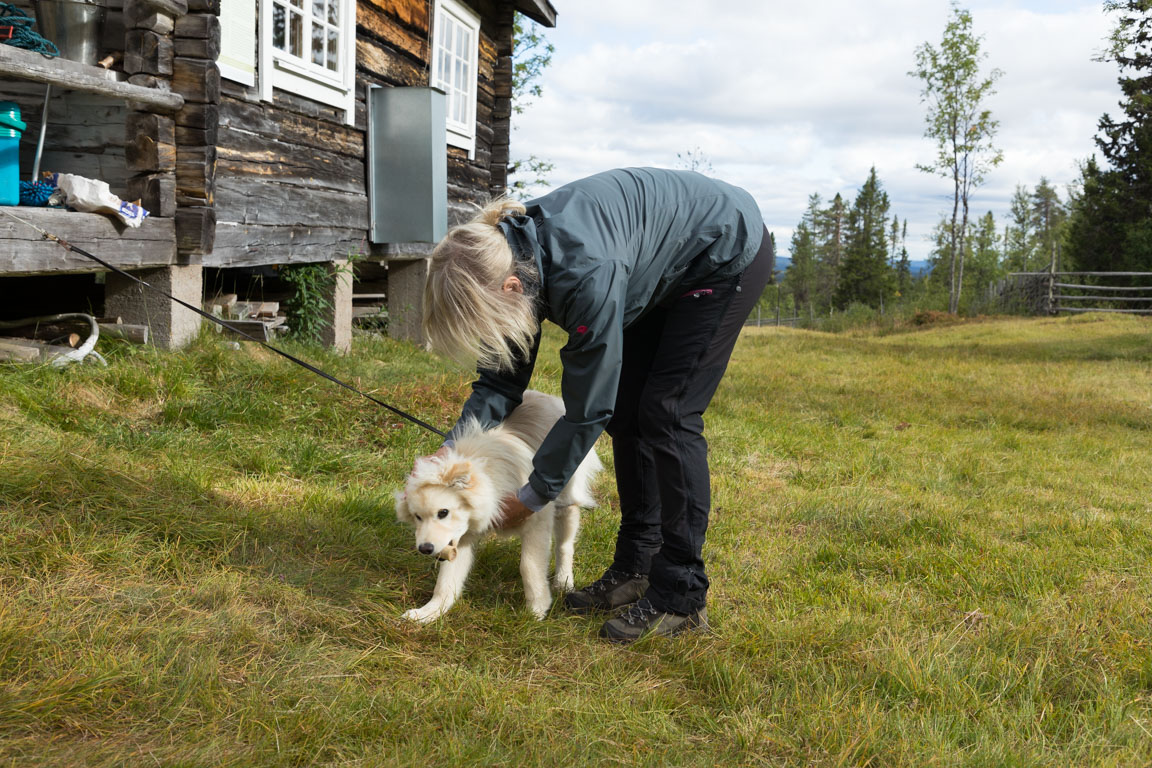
[418,543,434,556]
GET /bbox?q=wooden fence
[992,272,1152,315]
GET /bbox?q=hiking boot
[598,599,709,644]
[563,568,649,615]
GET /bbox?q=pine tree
[1031,177,1066,271]
[1004,185,1035,272]
[966,211,1003,307]
[784,194,822,311]
[1066,0,1152,271]
[834,168,894,309]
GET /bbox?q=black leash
[1,209,447,438]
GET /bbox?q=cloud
[511,1,1119,260]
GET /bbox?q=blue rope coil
[19,180,56,206]
[0,3,59,57]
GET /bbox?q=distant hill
[773,257,933,276]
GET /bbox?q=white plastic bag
[48,173,149,228]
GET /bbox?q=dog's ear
[394,489,412,522]
[440,460,473,490]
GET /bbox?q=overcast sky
[510,0,1122,262]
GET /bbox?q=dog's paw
[402,605,443,624]
[528,597,552,620]
[553,572,574,592]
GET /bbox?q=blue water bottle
[0,101,27,206]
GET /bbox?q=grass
[0,314,1150,766]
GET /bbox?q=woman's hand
[495,494,534,529]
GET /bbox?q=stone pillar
[104,264,203,349]
[319,259,353,353]
[387,257,429,347]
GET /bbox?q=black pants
[604,228,774,615]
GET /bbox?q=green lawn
[0,314,1150,766]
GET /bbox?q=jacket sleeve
[527,261,627,500]
[446,327,542,443]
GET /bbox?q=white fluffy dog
[395,390,602,623]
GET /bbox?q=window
[432,0,480,156]
[258,0,355,124]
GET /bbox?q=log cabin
[0,0,556,348]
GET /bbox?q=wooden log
[124,29,175,76]
[126,172,176,217]
[185,0,220,14]
[175,124,218,146]
[123,0,176,33]
[175,101,219,129]
[175,206,216,257]
[98,322,150,344]
[0,338,46,361]
[172,57,220,104]
[0,44,183,114]
[174,13,219,38]
[173,35,220,60]
[137,0,189,18]
[218,319,270,341]
[176,145,217,203]
[127,74,171,90]
[125,112,176,172]
[203,293,237,311]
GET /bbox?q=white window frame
[431,0,480,158]
[259,0,356,125]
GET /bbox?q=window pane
[326,29,338,70]
[311,0,321,18]
[327,0,337,26]
[273,2,286,50]
[290,10,302,57]
[290,0,301,8]
[455,24,464,57]
[312,18,324,65]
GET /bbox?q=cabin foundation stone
[104,264,203,349]
[387,257,428,347]
[318,259,353,353]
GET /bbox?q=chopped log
[173,35,220,60]
[174,13,219,38]
[137,0,188,17]
[175,124,217,146]
[203,293,237,311]
[175,102,219,129]
[175,206,216,257]
[175,145,217,204]
[0,338,44,361]
[127,73,171,90]
[253,301,279,317]
[219,319,269,341]
[125,112,176,172]
[172,57,220,104]
[124,29,175,76]
[185,0,220,14]
[126,172,176,218]
[98,322,150,344]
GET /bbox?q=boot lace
[585,568,631,595]
[618,598,660,626]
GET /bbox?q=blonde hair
[423,199,540,372]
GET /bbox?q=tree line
[774,0,1152,320]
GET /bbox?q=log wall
[210,0,516,267]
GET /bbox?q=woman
[423,167,773,643]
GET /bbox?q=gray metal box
[367,86,447,244]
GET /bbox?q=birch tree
[911,3,1003,314]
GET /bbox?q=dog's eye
[437,508,449,519]
[413,514,422,522]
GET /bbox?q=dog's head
[395,454,488,561]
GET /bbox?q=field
[1,314,1150,766]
